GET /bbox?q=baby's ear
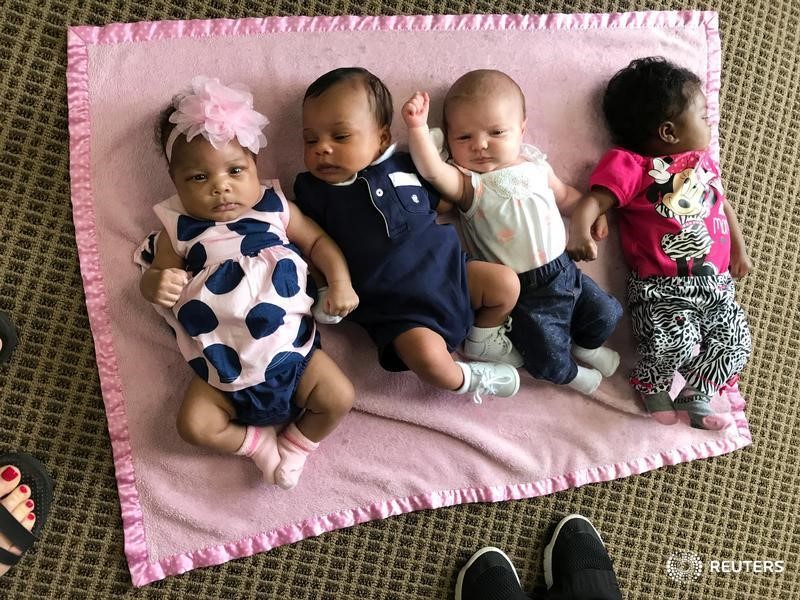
[379,125,392,152]
[657,120,679,145]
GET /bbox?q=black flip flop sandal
[0,311,18,365]
[0,453,54,567]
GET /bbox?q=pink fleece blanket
[67,11,750,586]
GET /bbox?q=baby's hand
[325,280,359,318]
[402,91,430,129]
[730,250,753,278]
[566,235,598,262]
[151,268,190,308]
[312,282,359,324]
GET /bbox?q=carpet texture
[1,1,798,599]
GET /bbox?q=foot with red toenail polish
[0,454,53,576]
[0,466,36,577]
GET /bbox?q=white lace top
[458,144,566,273]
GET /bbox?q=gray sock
[676,388,723,429]
[643,391,674,413]
[642,391,678,425]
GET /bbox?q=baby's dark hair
[602,57,702,153]
[155,106,177,159]
[303,67,393,129]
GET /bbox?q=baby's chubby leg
[395,327,466,390]
[276,350,354,490]
[176,377,283,483]
[466,261,519,327]
[394,327,520,402]
[464,261,523,365]
[177,376,250,452]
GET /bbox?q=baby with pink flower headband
[136,76,359,490]
[163,76,269,162]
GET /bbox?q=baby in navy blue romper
[295,67,523,403]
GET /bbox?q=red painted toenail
[27,514,35,521]
[1,466,18,481]
[18,485,28,494]
[26,500,34,508]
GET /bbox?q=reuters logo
[666,550,704,582]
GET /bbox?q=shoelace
[488,318,514,355]
[471,366,516,404]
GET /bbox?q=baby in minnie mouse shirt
[568,57,753,430]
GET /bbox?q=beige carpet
[0,0,797,598]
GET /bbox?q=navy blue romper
[294,151,473,371]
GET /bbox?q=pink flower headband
[165,76,269,162]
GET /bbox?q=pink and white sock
[275,422,319,490]
[235,425,281,484]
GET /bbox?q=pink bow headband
[165,76,269,162]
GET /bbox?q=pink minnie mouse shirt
[589,148,732,279]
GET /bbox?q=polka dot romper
[143,181,317,425]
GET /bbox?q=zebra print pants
[627,273,751,396]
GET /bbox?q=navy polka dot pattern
[246,303,286,339]
[203,343,242,383]
[226,217,283,257]
[188,357,209,382]
[305,274,318,300]
[177,215,216,241]
[272,258,300,298]
[205,260,245,295]
[140,233,158,264]
[253,188,283,212]
[293,315,314,348]
[186,242,208,276]
[149,182,318,424]
[240,231,282,257]
[177,300,219,336]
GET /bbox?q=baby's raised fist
[401,91,430,128]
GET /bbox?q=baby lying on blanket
[135,76,358,489]
[402,70,623,397]
[567,57,752,430]
[293,67,523,404]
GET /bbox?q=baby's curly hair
[602,57,702,153]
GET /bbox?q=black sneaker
[455,546,528,600]
[543,514,622,600]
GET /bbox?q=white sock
[572,344,620,378]
[467,325,497,342]
[566,366,602,395]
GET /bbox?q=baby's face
[302,80,390,184]
[668,85,712,153]
[446,92,526,174]
[169,136,261,222]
